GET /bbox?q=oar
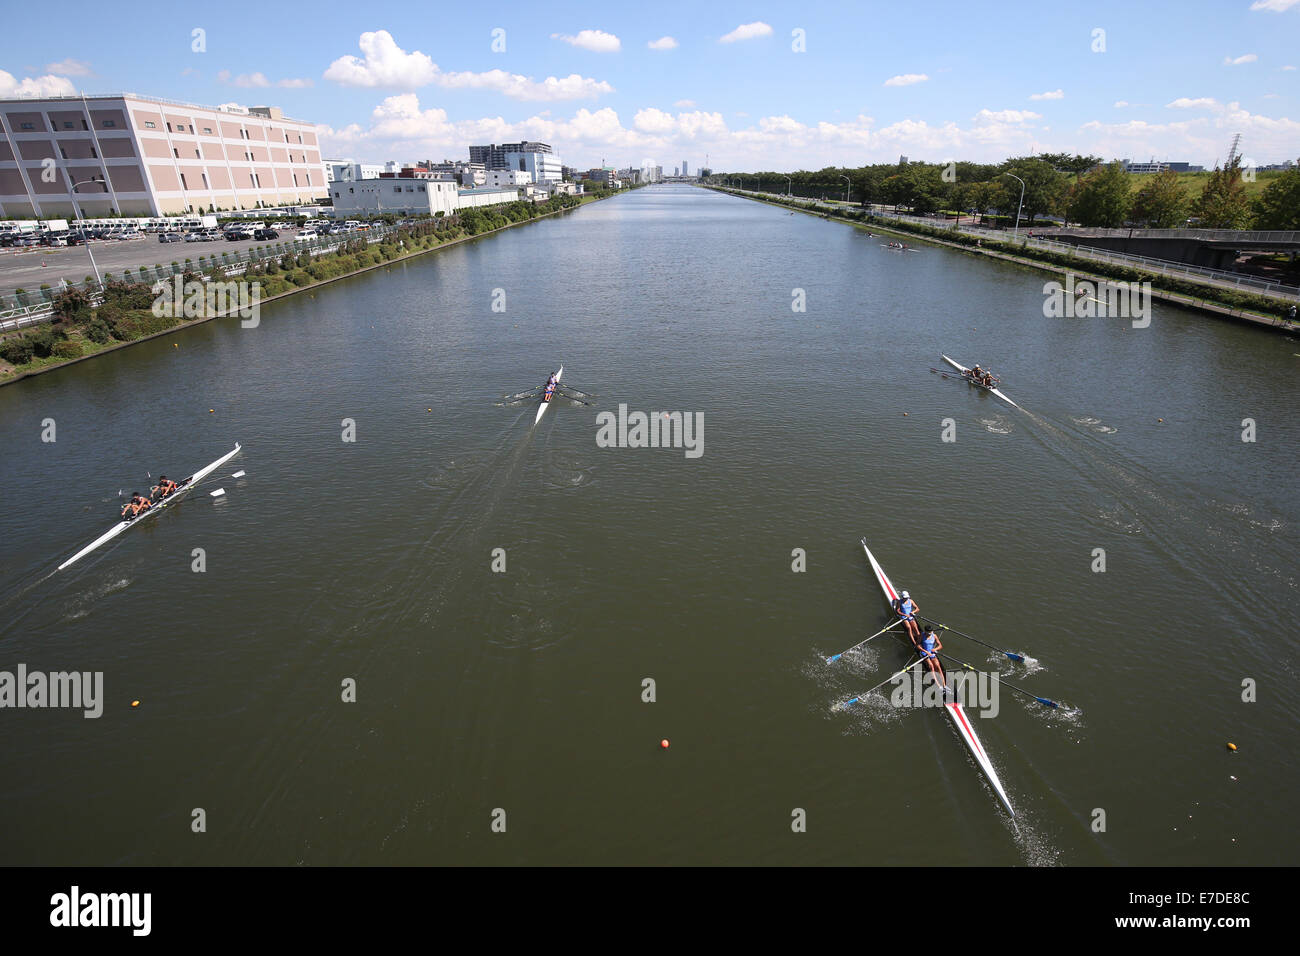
[933,651,1062,709]
[826,619,902,663]
[503,387,544,401]
[921,617,1025,663]
[558,385,598,399]
[840,656,928,709]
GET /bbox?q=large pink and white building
[0,93,327,218]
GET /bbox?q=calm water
[1,185,1296,865]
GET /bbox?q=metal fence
[732,189,1300,302]
[0,222,424,325]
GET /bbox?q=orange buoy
[660,739,670,749]
[131,700,140,708]
[1227,742,1237,751]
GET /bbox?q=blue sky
[2,0,1297,171]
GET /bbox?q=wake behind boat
[57,444,242,571]
[940,354,1020,409]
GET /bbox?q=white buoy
[210,488,225,497]
[231,470,245,478]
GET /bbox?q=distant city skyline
[2,2,1297,172]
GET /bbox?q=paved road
[0,234,306,295]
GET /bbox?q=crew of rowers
[542,372,559,404]
[120,476,180,519]
[967,364,999,388]
[892,589,947,688]
[887,241,910,250]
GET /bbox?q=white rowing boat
[861,537,1015,816]
[57,444,242,571]
[941,354,1020,409]
[534,365,563,424]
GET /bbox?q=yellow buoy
[1227,742,1237,751]
[131,700,140,708]
[209,409,214,413]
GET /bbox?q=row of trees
[711,156,1300,230]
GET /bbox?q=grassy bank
[709,186,1298,330]
[0,189,620,386]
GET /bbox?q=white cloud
[1250,0,1298,11]
[0,70,77,97]
[1283,64,1297,70]
[1166,97,1220,109]
[435,69,613,101]
[325,30,611,101]
[44,58,92,76]
[648,36,678,51]
[1223,53,1258,65]
[551,30,621,53]
[278,77,314,89]
[884,73,928,87]
[973,109,1040,125]
[674,99,696,108]
[719,22,773,43]
[315,91,1298,173]
[1113,100,1130,107]
[325,31,438,87]
[1030,89,1064,100]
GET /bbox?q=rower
[893,589,922,644]
[152,475,179,499]
[970,364,984,382]
[916,624,949,692]
[121,493,152,519]
[543,373,558,403]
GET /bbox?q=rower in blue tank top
[917,625,946,688]
[894,589,921,644]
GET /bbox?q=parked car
[118,230,143,240]
[296,229,320,240]
[224,229,252,241]
[184,232,204,243]
[201,229,222,241]
[253,228,279,240]
[159,232,183,243]
[41,233,68,246]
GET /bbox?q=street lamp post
[1002,172,1026,243]
[786,176,792,197]
[68,177,106,290]
[840,175,851,203]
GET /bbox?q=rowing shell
[861,537,1015,816]
[941,354,1020,409]
[534,365,563,424]
[57,444,242,571]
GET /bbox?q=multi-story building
[682,160,688,176]
[585,168,615,188]
[0,93,327,218]
[483,168,531,188]
[326,160,386,183]
[469,141,563,183]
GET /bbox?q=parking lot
[0,232,310,295]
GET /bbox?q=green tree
[1251,167,1300,229]
[1000,158,1069,224]
[1130,168,1190,227]
[1067,162,1132,226]
[1194,158,1252,228]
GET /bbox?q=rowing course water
[0,184,1296,865]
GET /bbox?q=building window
[334,191,340,198]
[19,122,34,130]
[173,148,179,158]
[63,121,74,129]
[180,173,188,190]
[195,149,201,158]
[202,172,209,189]
[203,126,213,134]
[103,119,116,128]
[143,121,156,129]
[306,172,311,185]
[59,147,67,159]
[166,123,172,131]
